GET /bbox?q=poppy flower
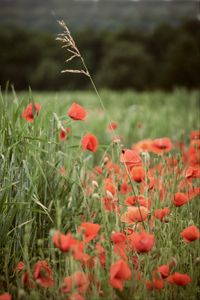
[167,272,192,286]
[110,259,132,290]
[33,261,54,288]
[70,294,85,300]
[78,222,100,243]
[180,225,200,243]
[129,231,155,253]
[156,264,170,279]
[152,277,165,290]
[53,231,76,252]
[22,103,41,122]
[111,232,127,259]
[132,139,153,153]
[67,102,86,120]
[151,137,173,154]
[61,271,89,294]
[14,261,25,272]
[120,149,142,169]
[154,207,170,222]
[130,166,145,183]
[107,121,118,131]
[0,293,12,300]
[95,243,106,267]
[125,195,151,209]
[173,193,189,207]
[121,206,149,224]
[59,127,71,141]
[82,133,98,152]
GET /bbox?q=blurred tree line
[0,19,200,91]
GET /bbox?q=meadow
[0,88,199,300]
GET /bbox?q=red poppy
[173,193,189,207]
[61,271,89,294]
[110,259,132,290]
[95,243,106,266]
[107,121,118,131]
[190,130,200,140]
[154,207,170,222]
[82,133,98,152]
[125,195,151,209]
[70,294,85,300]
[120,149,142,169]
[33,261,54,288]
[59,127,71,141]
[151,137,173,154]
[14,261,25,272]
[180,225,200,243]
[67,102,86,120]
[78,222,100,243]
[156,264,170,279]
[0,293,12,300]
[111,232,127,259]
[132,139,152,153]
[167,272,192,286]
[53,231,76,252]
[22,103,41,122]
[129,231,155,253]
[121,206,149,224]
[130,166,145,183]
[185,166,200,179]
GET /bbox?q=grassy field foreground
[0,89,199,300]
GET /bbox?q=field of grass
[0,89,199,300]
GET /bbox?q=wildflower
[70,294,85,300]
[78,222,100,243]
[121,206,149,224]
[67,102,86,120]
[167,272,192,286]
[173,193,189,207]
[22,103,41,122]
[14,261,25,272]
[156,264,170,279]
[107,121,118,131]
[0,293,12,300]
[151,137,173,154]
[110,259,132,290]
[180,225,200,243]
[111,232,127,259]
[130,166,145,183]
[61,271,89,294]
[53,231,76,252]
[59,127,71,141]
[82,133,98,152]
[95,243,106,266]
[129,231,155,253]
[33,260,54,288]
[120,149,142,169]
[154,207,170,222]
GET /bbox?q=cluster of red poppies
[1,101,198,299]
